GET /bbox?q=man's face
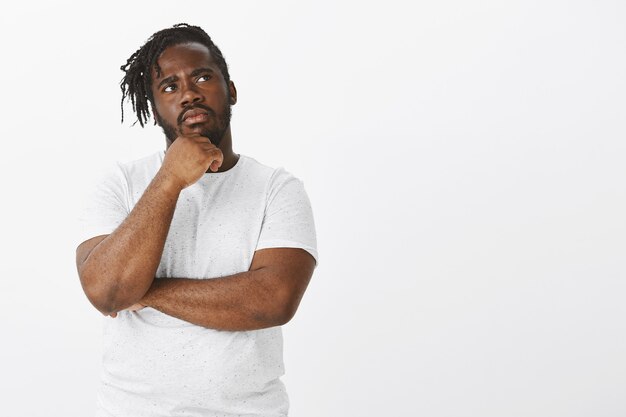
[150,42,236,145]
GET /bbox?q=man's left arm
[124,247,315,331]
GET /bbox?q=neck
[211,125,238,172]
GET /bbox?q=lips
[182,108,209,124]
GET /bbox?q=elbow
[252,292,297,328]
[83,287,117,316]
[273,291,302,326]
[78,263,132,316]
[79,268,119,316]
[262,309,292,328]
[76,237,153,316]
[275,310,295,327]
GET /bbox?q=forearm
[79,171,181,314]
[140,270,293,331]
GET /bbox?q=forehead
[153,42,216,78]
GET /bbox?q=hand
[159,134,224,190]
[108,302,145,318]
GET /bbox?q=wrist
[154,168,185,195]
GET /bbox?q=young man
[76,24,317,416]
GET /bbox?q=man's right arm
[75,135,223,316]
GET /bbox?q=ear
[228,81,237,105]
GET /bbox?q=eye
[197,74,211,83]
[163,84,176,93]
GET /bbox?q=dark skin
[75,42,315,331]
[152,42,238,169]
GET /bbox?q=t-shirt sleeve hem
[256,239,319,265]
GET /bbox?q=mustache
[177,104,216,126]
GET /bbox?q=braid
[120,23,231,127]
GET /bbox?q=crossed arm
[145,248,313,330]
[76,159,315,331]
[79,236,314,330]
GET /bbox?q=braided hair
[120,23,231,127]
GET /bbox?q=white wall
[1,1,625,416]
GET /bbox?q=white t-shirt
[78,151,317,417]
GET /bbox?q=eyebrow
[157,75,178,89]
[191,67,214,77]
[157,68,215,89]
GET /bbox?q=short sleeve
[256,169,318,264]
[76,163,130,247]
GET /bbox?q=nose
[179,80,203,108]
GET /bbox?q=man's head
[120,24,236,145]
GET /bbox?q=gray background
[0,1,625,416]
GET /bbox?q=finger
[191,134,213,145]
[201,145,222,158]
[198,143,218,156]
[200,140,218,150]
[208,148,224,163]
[209,157,224,172]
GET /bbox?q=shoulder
[239,155,305,197]
[240,155,300,188]
[89,151,163,204]
[238,154,279,179]
[116,151,164,181]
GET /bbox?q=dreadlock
[120,23,231,127]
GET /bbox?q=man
[76,23,317,417]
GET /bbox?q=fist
[160,135,224,189]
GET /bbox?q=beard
[156,98,232,146]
